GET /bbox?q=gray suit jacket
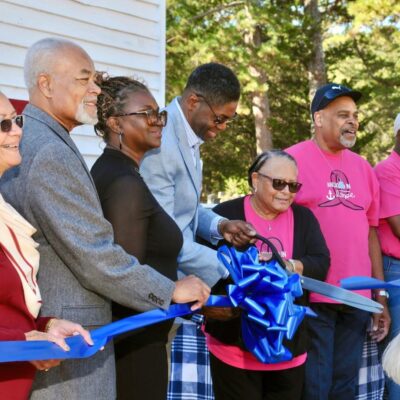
[0,105,175,400]
[140,98,226,287]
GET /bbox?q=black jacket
[205,196,330,359]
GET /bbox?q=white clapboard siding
[0,40,162,94]
[0,0,166,168]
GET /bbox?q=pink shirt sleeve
[375,155,400,219]
[366,167,380,227]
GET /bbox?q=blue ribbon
[0,295,230,363]
[340,276,400,290]
[0,245,310,364]
[217,245,310,363]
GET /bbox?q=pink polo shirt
[375,151,400,259]
[286,140,380,302]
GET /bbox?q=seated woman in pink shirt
[204,150,330,400]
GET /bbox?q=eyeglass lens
[272,179,302,193]
[147,110,167,126]
[0,115,24,133]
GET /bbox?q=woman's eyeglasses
[257,172,302,193]
[0,115,24,133]
[115,109,168,127]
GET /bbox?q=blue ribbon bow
[217,245,310,363]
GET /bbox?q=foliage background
[166,0,400,199]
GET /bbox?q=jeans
[303,303,370,400]
[382,255,400,400]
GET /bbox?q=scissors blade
[299,275,383,313]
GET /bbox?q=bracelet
[286,259,296,273]
[45,318,57,333]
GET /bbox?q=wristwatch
[376,290,389,299]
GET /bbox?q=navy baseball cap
[311,83,362,120]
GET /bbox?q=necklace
[312,137,343,172]
[250,196,276,231]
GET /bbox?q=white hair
[382,332,400,384]
[24,37,80,90]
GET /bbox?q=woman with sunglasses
[91,76,184,400]
[203,150,330,400]
[0,92,92,399]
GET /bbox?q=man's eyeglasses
[195,93,237,126]
[0,115,24,133]
[115,109,168,127]
[257,172,302,193]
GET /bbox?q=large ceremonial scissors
[217,233,382,314]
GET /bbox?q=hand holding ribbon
[0,295,231,363]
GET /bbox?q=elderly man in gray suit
[0,38,210,400]
[141,63,255,287]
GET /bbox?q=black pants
[210,352,305,400]
[114,318,171,400]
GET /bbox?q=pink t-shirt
[375,151,400,259]
[244,195,294,259]
[205,195,306,370]
[205,330,307,371]
[286,140,380,302]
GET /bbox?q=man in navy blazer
[141,63,255,287]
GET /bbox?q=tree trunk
[305,0,326,102]
[250,69,272,152]
[244,11,273,153]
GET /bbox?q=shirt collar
[175,98,204,148]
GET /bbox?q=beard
[339,134,356,148]
[75,101,98,125]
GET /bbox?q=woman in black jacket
[204,150,330,400]
[91,76,209,400]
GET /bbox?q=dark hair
[247,150,297,188]
[94,75,150,142]
[183,62,240,106]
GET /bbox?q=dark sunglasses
[257,172,302,193]
[0,115,24,133]
[115,109,168,127]
[195,93,237,126]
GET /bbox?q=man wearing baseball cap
[375,113,400,400]
[286,83,390,399]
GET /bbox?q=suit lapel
[167,100,201,196]
[23,105,97,191]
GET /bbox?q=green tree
[324,0,400,164]
[166,0,312,196]
[166,0,400,196]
